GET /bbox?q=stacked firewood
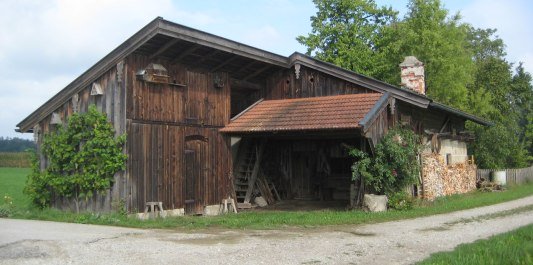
[476,177,505,192]
[421,153,477,200]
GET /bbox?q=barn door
[292,151,317,200]
[184,135,208,215]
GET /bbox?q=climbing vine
[349,126,422,195]
[25,105,127,211]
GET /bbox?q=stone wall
[421,153,476,200]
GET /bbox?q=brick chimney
[399,56,425,95]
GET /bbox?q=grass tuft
[417,224,533,265]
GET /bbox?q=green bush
[24,105,127,211]
[0,194,15,217]
[350,126,422,194]
[388,191,413,211]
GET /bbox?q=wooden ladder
[234,139,265,208]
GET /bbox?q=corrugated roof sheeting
[220,93,382,133]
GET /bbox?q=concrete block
[363,194,388,212]
[254,196,268,207]
[204,205,222,216]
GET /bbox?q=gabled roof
[16,17,489,133]
[220,93,383,134]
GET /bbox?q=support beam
[230,78,262,91]
[235,60,257,74]
[211,55,239,72]
[439,116,450,133]
[243,65,271,81]
[149,38,179,60]
[191,50,220,67]
[171,45,200,64]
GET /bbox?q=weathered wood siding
[396,102,465,134]
[127,123,231,212]
[264,65,374,100]
[125,53,232,212]
[364,106,391,146]
[127,55,230,125]
[36,64,127,212]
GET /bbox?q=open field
[0,153,31,168]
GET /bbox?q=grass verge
[2,167,533,230]
[417,224,533,265]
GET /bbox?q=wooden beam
[439,116,450,133]
[230,78,262,91]
[244,140,266,204]
[191,49,220,67]
[149,38,179,59]
[158,20,288,68]
[243,65,271,81]
[235,60,257,74]
[171,45,200,64]
[210,55,239,72]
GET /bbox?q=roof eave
[429,102,493,126]
[16,17,291,134]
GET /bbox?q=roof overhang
[16,17,290,133]
[429,102,493,126]
[16,17,490,134]
[221,93,382,135]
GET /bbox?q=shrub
[387,191,413,210]
[350,126,422,194]
[24,105,127,211]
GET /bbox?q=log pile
[421,153,477,200]
[476,177,506,192]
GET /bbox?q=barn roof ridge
[16,17,489,133]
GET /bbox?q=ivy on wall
[25,105,127,211]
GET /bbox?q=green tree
[299,0,474,109]
[297,0,397,78]
[510,63,533,153]
[466,27,532,168]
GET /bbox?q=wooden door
[184,135,208,215]
[292,152,317,199]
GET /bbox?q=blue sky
[1,0,532,139]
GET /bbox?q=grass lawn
[1,167,533,230]
[417,224,533,265]
[0,167,31,209]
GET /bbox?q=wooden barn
[16,17,490,214]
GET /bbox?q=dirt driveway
[1,195,533,265]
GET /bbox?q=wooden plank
[244,140,266,203]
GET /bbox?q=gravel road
[1,195,533,265]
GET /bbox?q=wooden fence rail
[477,166,533,185]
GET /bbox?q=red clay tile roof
[220,93,383,133]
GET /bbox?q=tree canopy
[299,0,532,168]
